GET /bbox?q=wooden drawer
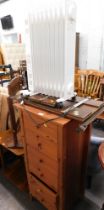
[27,146,58,191]
[26,133,57,161]
[29,174,57,210]
[23,111,57,143]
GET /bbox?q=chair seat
[0,130,24,156]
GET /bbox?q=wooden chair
[0,87,9,131]
[0,64,13,86]
[0,76,23,149]
[7,76,23,148]
[0,76,27,191]
[98,143,104,210]
[75,69,104,99]
[19,60,28,89]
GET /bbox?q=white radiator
[25,0,76,98]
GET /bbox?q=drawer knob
[46,135,49,138]
[36,135,39,138]
[37,188,41,193]
[39,159,43,163]
[44,123,47,128]
[40,173,44,177]
[38,143,42,149]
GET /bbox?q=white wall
[0,0,27,43]
[75,0,104,70]
[75,0,104,32]
[0,0,104,69]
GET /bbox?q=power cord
[22,102,65,128]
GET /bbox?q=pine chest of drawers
[20,105,91,210]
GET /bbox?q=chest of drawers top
[22,104,70,125]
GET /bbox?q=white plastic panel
[25,0,76,98]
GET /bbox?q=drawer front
[27,146,58,191]
[25,129,37,147]
[26,133,57,161]
[23,111,58,143]
[29,174,57,210]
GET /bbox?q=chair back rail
[75,69,104,98]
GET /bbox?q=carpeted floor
[0,120,104,210]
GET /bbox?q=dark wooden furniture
[7,75,23,148]
[0,76,27,191]
[18,60,28,89]
[0,75,23,149]
[0,129,27,191]
[0,130,25,188]
[98,143,104,168]
[98,143,104,210]
[0,64,13,86]
[0,92,26,189]
[0,130,24,156]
